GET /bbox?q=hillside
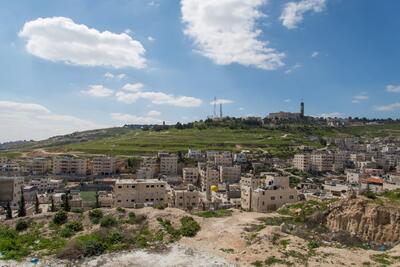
[2,123,400,158]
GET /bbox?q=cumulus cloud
[285,63,302,74]
[0,100,104,142]
[210,99,234,105]
[386,84,400,93]
[147,110,161,117]
[122,83,144,92]
[110,112,163,124]
[284,99,292,103]
[181,0,285,70]
[19,17,146,68]
[116,83,202,107]
[148,36,156,42]
[82,85,113,97]
[352,93,369,104]
[311,51,320,58]
[280,0,326,29]
[104,72,126,80]
[319,112,341,118]
[0,100,50,113]
[374,103,400,112]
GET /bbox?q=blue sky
[1,0,400,142]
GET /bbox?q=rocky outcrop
[325,198,400,245]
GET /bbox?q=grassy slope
[2,124,400,158]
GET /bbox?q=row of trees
[4,189,102,220]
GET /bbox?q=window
[151,185,154,188]
[146,185,149,188]
[117,200,121,203]
[160,185,164,188]
[280,196,282,199]
[289,195,294,199]
[118,186,122,189]
[160,198,164,201]
[271,196,275,200]
[132,185,135,189]
[151,198,154,201]
[131,199,135,202]
[145,199,149,201]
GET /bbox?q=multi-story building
[29,178,64,193]
[92,156,116,176]
[214,154,233,167]
[187,149,203,159]
[53,156,87,176]
[200,166,220,190]
[241,176,298,212]
[182,167,199,185]
[114,179,167,208]
[159,153,178,175]
[219,165,241,183]
[170,186,200,210]
[240,174,265,190]
[293,154,311,171]
[0,176,24,209]
[26,157,52,175]
[311,153,333,172]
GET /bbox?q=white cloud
[0,100,104,142]
[181,0,285,70]
[148,36,156,42]
[386,84,400,93]
[104,72,114,79]
[148,1,159,7]
[352,93,369,104]
[0,100,50,113]
[147,110,161,117]
[82,85,113,97]
[210,99,234,105]
[374,103,400,112]
[122,83,144,92]
[319,112,341,118]
[238,107,245,111]
[284,99,292,103]
[311,51,320,58]
[110,113,163,124]
[285,63,302,74]
[104,72,126,80]
[116,83,202,107]
[280,0,326,29]
[19,17,146,69]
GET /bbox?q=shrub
[15,220,29,232]
[179,216,200,237]
[89,209,103,224]
[100,215,117,228]
[82,239,105,257]
[53,210,68,225]
[65,221,83,232]
[116,207,126,213]
[308,240,320,250]
[71,208,83,213]
[60,227,75,238]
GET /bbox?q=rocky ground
[1,203,400,267]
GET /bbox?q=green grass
[195,209,233,218]
[80,192,96,203]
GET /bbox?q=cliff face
[325,198,400,245]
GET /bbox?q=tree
[35,194,41,214]
[63,191,70,212]
[95,191,100,209]
[50,195,56,212]
[17,186,26,217]
[5,201,12,220]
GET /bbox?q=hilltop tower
[220,103,223,118]
[300,102,305,118]
[213,96,217,118]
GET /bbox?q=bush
[89,209,103,224]
[71,208,83,213]
[15,220,29,232]
[308,240,320,250]
[60,227,74,238]
[116,207,126,213]
[65,221,83,232]
[53,210,68,225]
[179,216,200,237]
[100,215,117,228]
[81,239,105,257]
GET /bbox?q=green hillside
[2,123,400,158]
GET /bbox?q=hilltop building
[268,102,305,120]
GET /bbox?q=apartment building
[92,156,116,176]
[219,165,241,184]
[53,156,88,175]
[26,157,52,175]
[240,174,265,190]
[114,179,167,208]
[293,154,311,171]
[159,153,178,175]
[200,166,220,190]
[241,176,298,212]
[187,149,203,159]
[311,153,333,172]
[29,178,64,193]
[214,154,233,167]
[182,167,199,185]
[0,176,24,209]
[170,186,200,210]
